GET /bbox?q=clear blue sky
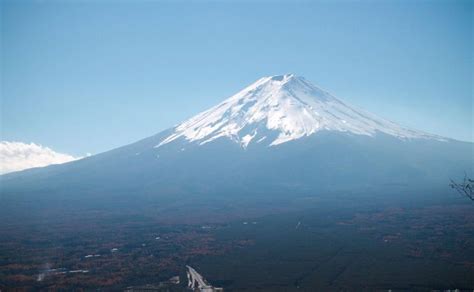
[1,0,472,156]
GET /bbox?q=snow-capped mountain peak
[157,74,442,148]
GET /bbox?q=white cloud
[0,141,81,175]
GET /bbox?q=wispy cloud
[0,141,81,174]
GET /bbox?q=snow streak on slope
[157,74,443,148]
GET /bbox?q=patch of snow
[241,130,257,148]
[256,136,267,143]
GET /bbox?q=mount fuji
[1,75,472,206]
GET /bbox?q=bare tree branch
[450,173,474,201]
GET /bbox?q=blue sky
[1,0,472,156]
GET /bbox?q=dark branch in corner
[450,173,474,201]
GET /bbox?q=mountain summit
[158,74,441,149]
